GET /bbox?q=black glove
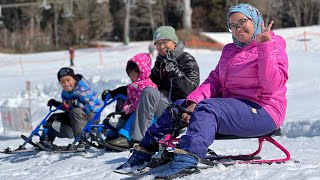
[61,101,71,111]
[101,89,111,101]
[47,99,62,107]
[161,49,179,79]
[160,59,179,80]
[164,59,178,72]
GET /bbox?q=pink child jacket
[123,53,157,114]
[187,32,288,128]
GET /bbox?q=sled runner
[164,104,290,164]
[1,93,127,154]
[1,105,62,154]
[81,111,128,151]
[153,104,291,166]
[81,93,142,152]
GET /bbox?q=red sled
[157,104,295,166]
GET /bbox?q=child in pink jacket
[114,3,289,178]
[121,53,157,114]
[102,53,157,148]
[117,53,157,144]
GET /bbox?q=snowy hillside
[1,26,320,180]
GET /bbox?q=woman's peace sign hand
[256,20,274,43]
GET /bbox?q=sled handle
[167,104,192,115]
[72,93,128,145]
[103,93,128,105]
[20,104,62,147]
[49,104,63,112]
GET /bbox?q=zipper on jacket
[169,78,173,100]
[159,60,165,80]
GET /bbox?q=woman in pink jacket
[114,4,288,178]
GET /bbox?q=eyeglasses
[154,40,169,48]
[228,18,249,32]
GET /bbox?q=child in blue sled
[102,53,158,149]
[40,67,100,150]
[115,3,289,178]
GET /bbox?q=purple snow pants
[139,98,277,158]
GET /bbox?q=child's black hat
[57,67,76,81]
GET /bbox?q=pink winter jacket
[123,53,157,114]
[187,32,288,128]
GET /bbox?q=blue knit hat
[227,3,263,48]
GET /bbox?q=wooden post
[0,106,4,135]
[26,81,31,122]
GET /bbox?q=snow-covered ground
[1,25,320,180]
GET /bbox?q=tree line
[0,0,319,53]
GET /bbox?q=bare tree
[315,0,320,25]
[260,0,286,28]
[226,0,239,9]
[86,1,114,40]
[123,0,131,45]
[129,0,162,40]
[182,0,192,29]
[146,0,156,33]
[21,5,43,51]
[304,0,320,26]
[288,0,302,26]
[288,0,320,27]
[55,0,114,47]
[53,3,62,48]
[319,7,320,24]
[302,0,313,26]
[265,0,272,25]
[160,0,166,25]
